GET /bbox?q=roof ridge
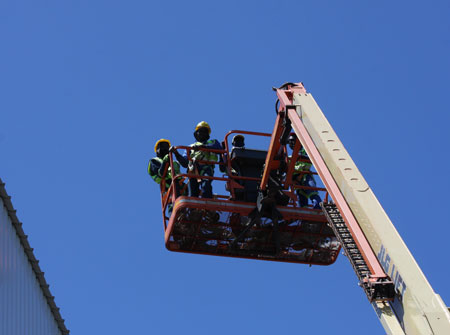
[0,178,69,334]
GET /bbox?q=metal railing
[158,130,329,229]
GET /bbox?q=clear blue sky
[1,1,449,334]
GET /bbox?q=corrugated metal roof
[0,178,69,334]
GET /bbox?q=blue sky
[1,1,449,334]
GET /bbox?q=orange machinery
[154,83,450,334]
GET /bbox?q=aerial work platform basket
[165,197,339,264]
[158,130,340,265]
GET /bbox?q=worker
[231,134,245,150]
[229,134,245,176]
[148,138,181,195]
[288,134,322,209]
[171,121,222,198]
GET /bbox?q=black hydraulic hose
[278,82,297,90]
[274,82,299,114]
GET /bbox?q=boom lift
[157,82,450,335]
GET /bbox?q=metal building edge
[0,178,69,335]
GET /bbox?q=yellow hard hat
[195,121,211,134]
[154,138,171,152]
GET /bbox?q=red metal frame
[271,83,388,281]
[165,196,339,265]
[159,130,329,227]
[260,113,284,191]
[156,129,337,265]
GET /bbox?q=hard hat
[195,121,211,134]
[154,139,171,152]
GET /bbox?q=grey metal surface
[0,178,69,335]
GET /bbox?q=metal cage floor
[165,197,340,265]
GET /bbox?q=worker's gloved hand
[191,144,203,150]
[170,146,181,157]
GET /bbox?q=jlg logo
[378,245,407,299]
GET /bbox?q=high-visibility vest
[292,148,317,192]
[294,148,312,173]
[148,156,181,186]
[189,140,219,163]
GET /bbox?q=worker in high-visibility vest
[148,139,181,194]
[171,121,222,198]
[288,134,322,209]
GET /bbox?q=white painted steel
[0,197,62,335]
[292,92,450,335]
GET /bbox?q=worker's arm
[170,147,189,168]
[148,158,162,177]
[219,154,227,173]
[219,141,227,173]
[157,155,170,177]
